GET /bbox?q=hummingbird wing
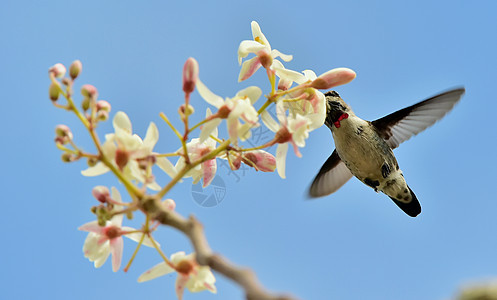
[309,149,353,197]
[372,88,465,149]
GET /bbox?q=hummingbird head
[324,91,353,130]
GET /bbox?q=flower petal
[138,261,175,283]
[260,111,279,133]
[123,230,157,248]
[110,187,124,226]
[176,274,189,300]
[238,56,261,82]
[236,86,262,105]
[143,122,159,150]
[200,118,222,143]
[302,69,317,81]
[78,221,103,233]
[251,21,270,49]
[156,156,178,178]
[202,159,217,187]
[81,162,110,176]
[272,60,306,83]
[271,49,293,62]
[276,143,288,179]
[196,79,224,108]
[113,111,132,135]
[238,40,266,64]
[110,237,123,272]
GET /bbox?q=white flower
[78,187,156,272]
[138,251,216,300]
[237,21,293,82]
[81,111,167,190]
[175,114,219,187]
[196,81,261,143]
[261,101,319,178]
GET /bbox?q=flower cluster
[48,20,356,300]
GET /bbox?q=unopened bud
[87,156,99,167]
[115,149,129,170]
[162,199,176,211]
[81,84,98,99]
[92,186,111,203]
[183,57,199,94]
[49,63,66,78]
[55,124,73,139]
[310,68,356,90]
[69,60,82,79]
[91,206,97,214]
[49,83,60,101]
[96,100,111,112]
[96,110,109,121]
[243,150,276,172]
[98,217,107,227]
[61,78,71,86]
[81,97,90,111]
[61,152,74,162]
[179,104,195,119]
[126,210,133,220]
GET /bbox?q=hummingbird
[308,88,465,217]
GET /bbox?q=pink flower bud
[49,83,60,101]
[183,57,199,94]
[55,124,73,139]
[49,63,66,78]
[92,186,111,203]
[310,68,356,90]
[69,60,82,79]
[243,150,276,172]
[162,199,176,211]
[96,100,111,112]
[81,84,98,99]
[96,110,109,121]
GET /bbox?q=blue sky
[2,1,497,299]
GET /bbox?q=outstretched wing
[372,88,465,149]
[309,150,353,197]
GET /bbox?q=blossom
[196,81,261,143]
[138,251,216,300]
[81,111,167,190]
[78,187,156,272]
[175,113,219,187]
[238,21,293,82]
[262,101,320,178]
[242,150,276,172]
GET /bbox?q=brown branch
[139,195,297,300]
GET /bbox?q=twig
[139,195,297,300]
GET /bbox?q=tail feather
[387,186,421,217]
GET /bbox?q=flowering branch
[139,195,296,300]
[48,20,356,300]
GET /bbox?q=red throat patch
[333,113,349,128]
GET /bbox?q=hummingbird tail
[387,185,421,217]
